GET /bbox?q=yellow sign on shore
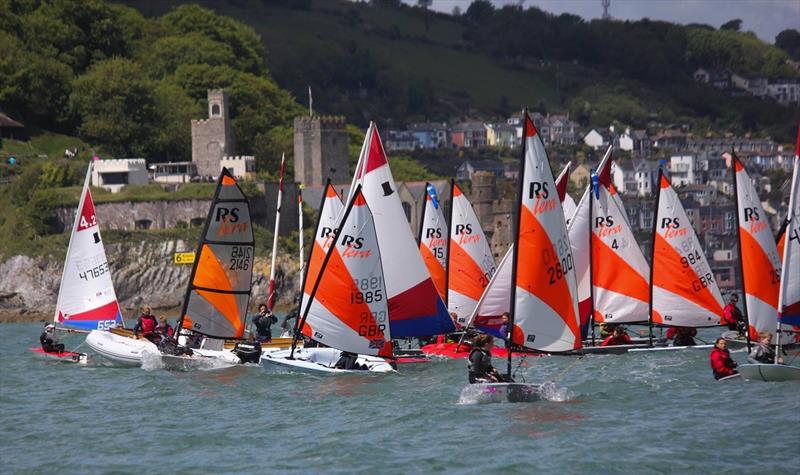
[173,252,196,265]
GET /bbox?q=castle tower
[191,89,235,177]
[471,171,496,235]
[293,116,349,186]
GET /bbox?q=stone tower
[471,171,496,234]
[293,116,349,186]
[191,89,235,177]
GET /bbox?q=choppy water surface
[2,324,798,474]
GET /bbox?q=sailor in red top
[721,294,744,331]
[709,338,738,380]
[600,326,633,346]
[134,306,158,342]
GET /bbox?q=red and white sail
[651,171,724,327]
[301,188,392,357]
[448,182,496,322]
[351,123,454,337]
[472,112,580,352]
[54,162,122,331]
[777,147,799,327]
[733,155,782,341]
[266,154,286,311]
[556,161,577,223]
[301,182,344,317]
[418,183,448,303]
[591,158,650,324]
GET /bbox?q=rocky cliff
[0,240,302,322]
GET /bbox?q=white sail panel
[55,163,121,331]
[448,182,496,321]
[651,173,724,327]
[778,155,799,327]
[302,183,344,317]
[555,161,577,223]
[467,245,513,337]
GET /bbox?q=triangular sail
[448,182,496,322]
[590,157,650,325]
[733,156,782,342]
[178,168,254,339]
[555,161,577,223]
[418,182,448,303]
[352,123,454,337]
[651,171,724,327]
[301,182,344,319]
[778,152,799,327]
[301,188,392,357]
[54,162,122,331]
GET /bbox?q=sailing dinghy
[739,132,800,381]
[459,110,581,402]
[35,162,123,364]
[263,187,395,374]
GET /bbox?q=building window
[190,218,204,228]
[100,172,129,185]
[211,104,220,116]
[135,219,152,230]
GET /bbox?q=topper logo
[425,227,442,239]
[215,207,239,223]
[743,207,759,222]
[595,216,614,227]
[660,217,680,229]
[528,182,549,200]
[454,223,473,235]
[341,234,364,249]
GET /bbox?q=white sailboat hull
[628,344,713,353]
[85,330,156,366]
[262,348,395,374]
[157,349,242,371]
[738,364,800,382]
[458,382,543,404]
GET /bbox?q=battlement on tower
[293,115,349,187]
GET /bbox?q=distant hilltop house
[693,67,799,105]
[91,158,149,193]
[584,126,651,157]
[0,112,25,140]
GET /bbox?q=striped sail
[301,188,392,357]
[179,168,254,339]
[301,182,344,318]
[778,152,799,327]
[54,162,122,330]
[733,156,782,342]
[591,159,650,324]
[651,171,724,327]
[418,182,448,303]
[353,124,454,337]
[555,161,577,223]
[448,182,496,323]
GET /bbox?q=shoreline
[0,304,293,324]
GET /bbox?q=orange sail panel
[418,183,448,303]
[181,168,254,339]
[303,189,392,357]
[448,182,496,323]
[734,157,781,341]
[651,173,724,327]
[511,113,581,352]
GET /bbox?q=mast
[298,186,304,284]
[416,182,429,247]
[290,185,363,359]
[589,175,596,345]
[647,166,664,348]
[444,179,455,310]
[267,154,286,311]
[730,150,751,352]
[507,109,528,380]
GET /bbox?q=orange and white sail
[650,171,724,327]
[54,162,122,331]
[418,182,448,303]
[351,123,454,337]
[472,111,580,352]
[591,157,650,324]
[732,155,782,341]
[301,181,344,317]
[448,181,495,322]
[301,188,392,357]
[179,168,254,339]
[556,161,577,223]
[777,148,799,327]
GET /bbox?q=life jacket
[140,315,156,334]
[709,347,736,379]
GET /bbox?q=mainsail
[777,152,799,328]
[352,123,454,337]
[732,155,782,342]
[471,111,580,353]
[591,157,650,324]
[555,161,577,223]
[178,168,254,339]
[418,182,448,303]
[54,162,122,331]
[650,170,724,327]
[301,181,344,318]
[448,181,496,323]
[300,187,392,357]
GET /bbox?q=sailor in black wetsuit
[40,324,65,353]
[468,334,508,383]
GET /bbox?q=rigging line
[549,355,584,384]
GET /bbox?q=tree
[464,0,495,24]
[720,19,742,32]
[775,29,800,60]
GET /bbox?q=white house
[670,155,700,187]
[91,158,149,193]
[150,161,197,184]
[220,155,255,180]
[583,129,605,150]
[617,128,633,152]
[613,159,656,197]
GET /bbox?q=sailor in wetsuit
[468,334,508,383]
[40,324,65,353]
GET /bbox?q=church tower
[191,89,235,177]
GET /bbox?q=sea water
[1,324,798,474]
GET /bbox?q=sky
[421,0,800,43]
